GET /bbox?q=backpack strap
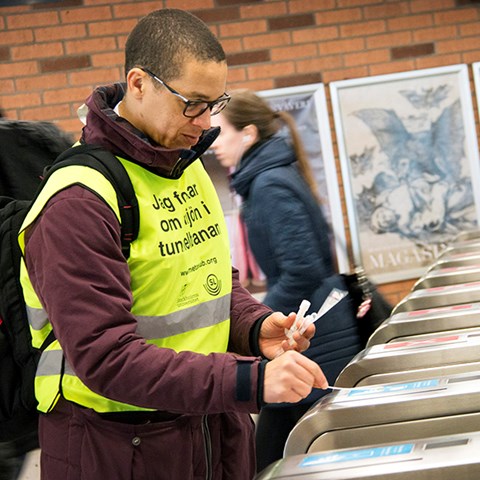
[44,144,139,259]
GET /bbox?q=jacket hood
[230,134,295,198]
[80,83,219,179]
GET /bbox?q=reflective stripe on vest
[19,156,232,413]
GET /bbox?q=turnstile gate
[336,329,480,387]
[284,372,480,455]
[367,302,480,346]
[392,281,480,314]
[256,431,480,479]
[413,265,480,290]
[427,251,480,270]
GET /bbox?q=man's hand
[259,311,314,360]
[263,350,328,404]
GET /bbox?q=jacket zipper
[202,414,212,480]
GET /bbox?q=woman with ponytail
[211,89,362,473]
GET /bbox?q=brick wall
[1,0,480,304]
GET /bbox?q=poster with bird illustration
[330,64,480,283]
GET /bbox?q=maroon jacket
[25,84,272,480]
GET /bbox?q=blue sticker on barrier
[300,443,414,467]
[347,379,440,397]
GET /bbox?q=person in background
[0,111,73,480]
[18,10,327,480]
[211,89,363,473]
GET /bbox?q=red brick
[0,46,10,62]
[366,31,412,49]
[34,24,87,42]
[65,37,117,55]
[244,31,292,50]
[0,79,15,95]
[219,20,268,38]
[344,49,391,67]
[411,0,456,12]
[11,42,64,61]
[16,73,68,91]
[226,66,247,84]
[434,7,479,24]
[20,104,71,122]
[60,6,113,24]
[289,0,336,13]
[1,92,42,110]
[391,42,435,59]
[230,79,275,91]
[268,14,315,31]
[247,61,295,80]
[240,2,288,19]
[0,29,34,45]
[193,7,240,24]
[271,43,318,61]
[91,51,124,68]
[68,67,122,86]
[437,36,480,53]
[227,50,270,67]
[369,59,416,76]
[32,0,83,9]
[413,25,457,42]
[113,2,168,18]
[388,14,434,32]
[167,0,214,8]
[322,66,369,83]
[57,117,83,138]
[88,19,138,36]
[43,86,93,104]
[292,25,339,44]
[340,20,386,37]
[460,22,480,36]
[6,11,60,29]
[0,61,38,79]
[364,2,410,19]
[275,72,323,89]
[315,8,362,25]
[40,55,91,73]
[320,37,366,55]
[220,38,243,54]
[415,53,463,69]
[296,55,343,74]
[216,0,251,5]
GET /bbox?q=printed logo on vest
[204,274,221,296]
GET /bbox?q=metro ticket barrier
[436,239,480,259]
[284,372,480,456]
[454,229,480,242]
[257,430,480,479]
[412,264,480,290]
[391,281,480,314]
[336,329,480,387]
[367,302,480,347]
[427,251,480,270]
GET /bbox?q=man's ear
[126,68,148,99]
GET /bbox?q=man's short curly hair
[125,9,226,82]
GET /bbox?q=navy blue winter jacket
[231,134,362,401]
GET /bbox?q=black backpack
[0,144,139,445]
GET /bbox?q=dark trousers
[255,403,311,474]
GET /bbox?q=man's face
[136,58,228,150]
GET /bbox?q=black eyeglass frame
[141,67,230,118]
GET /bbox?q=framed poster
[472,62,480,114]
[330,64,480,284]
[203,83,348,274]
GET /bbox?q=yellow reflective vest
[19,156,232,413]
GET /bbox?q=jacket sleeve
[24,186,265,414]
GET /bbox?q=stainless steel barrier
[284,372,480,456]
[413,265,480,290]
[392,282,480,314]
[367,302,480,346]
[336,329,480,387]
[257,430,480,479]
[453,229,480,242]
[436,239,480,259]
[427,252,480,270]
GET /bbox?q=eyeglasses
[141,67,230,118]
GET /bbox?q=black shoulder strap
[44,144,139,259]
